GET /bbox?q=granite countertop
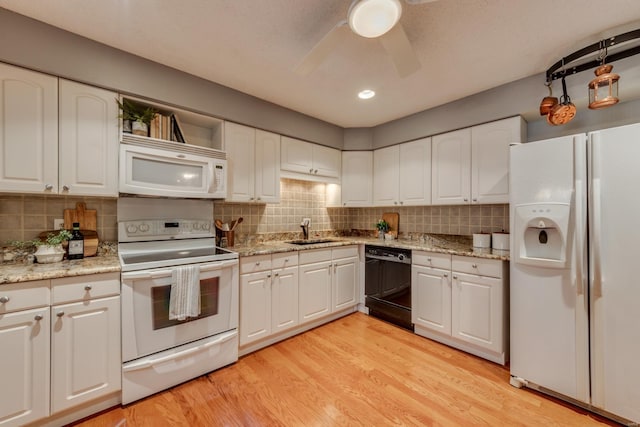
[0,255,121,285]
[231,235,510,261]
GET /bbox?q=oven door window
[151,277,220,330]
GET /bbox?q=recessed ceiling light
[358,89,376,99]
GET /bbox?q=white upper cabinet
[432,128,472,205]
[373,137,431,207]
[471,116,525,204]
[0,62,58,194]
[432,117,524,205]
[225,122,280,203]
[0,64,119,197]
[341,151,372,207]
[281,136,340,181]
[59,79,119,196]
[399,137,431,206]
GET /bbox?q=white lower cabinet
[412,251,508,364]
[299,246,358,324]
[0,273,121,427]
[240,253,299,346]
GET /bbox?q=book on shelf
[170,114,187,143]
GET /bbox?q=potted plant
[375,219,389,239]
[116,98,158,136]
[32,229,72,263]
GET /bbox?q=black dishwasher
[364,245,413,331]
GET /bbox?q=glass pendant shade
[588,64,620,109]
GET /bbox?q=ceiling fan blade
[379,23,420,77]
[295,21,349,76]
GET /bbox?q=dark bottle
[67,222,84,260]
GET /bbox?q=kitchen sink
[286,239,336,245]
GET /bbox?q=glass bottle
[67,222,84,260]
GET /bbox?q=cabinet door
[298,261,332,324]
[225,122,256,202]
[431,128,471,205]
[255,130,281,203]
[271,266,299,334]
[451,272,503,353]
[312,144,341,178]
[281,136,312,174]
[0,307,50,427]
[411,265,451,335]
[240,270,272,345]
[332,255,358,311]
[399,137,431,206]
[373,145,400,206]
[59,79,119,196]
[0,63,58,194]
[51,296,121,414]
[471,117,523,204]
[341,151,372,206]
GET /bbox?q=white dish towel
[169,265,201,321]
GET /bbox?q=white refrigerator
[509,122,640,425]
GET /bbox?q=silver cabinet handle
[267,273,271,278]
[400,201,404,205]
[394,201,398,205]
[250,197,254,201]
[84,285,92,291]
[56,311,65,317]
[453,275,458,280]
[0,296,9,303]
[463,198,468,202]
[44,184,53,190]
[255,262,260,266]
[443,273,448,278]
[471,264,477,268]
[309,168,314,173]
[472,198,477,202]
[284,258,289,263]
[34,314,43,321]
[274,272,279,277]
[427,257,432,262]
[314,169,318,174]
[62,185,70,191]
[257,197,261,201]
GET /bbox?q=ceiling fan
[295,0,438,78]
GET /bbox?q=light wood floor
[73,313,616,426]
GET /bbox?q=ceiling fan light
[349,0,402,38]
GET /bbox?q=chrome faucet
[300,218,310,240]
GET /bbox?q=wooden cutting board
[382,212,399,238]
[64,202,97,231]
[38,230,99,257]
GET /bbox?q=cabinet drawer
[51,272,120,304]
[272,252,298,269]
[452,256,503,278]
[0,279,50,314]
[331,245,358,260]
[240,254,272,274]
[299,248,332,264]
[412,251,451,269]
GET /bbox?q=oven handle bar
[121,259,238,279]
[122,330,237,372]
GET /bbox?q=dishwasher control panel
[364,245,412,264]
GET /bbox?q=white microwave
[119,142,227,199]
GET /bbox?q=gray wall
[0,8,344,149]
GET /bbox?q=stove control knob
[192,222,201,230]
[139,223,150,232]
[126,224,138,234]
[202,222,211,230]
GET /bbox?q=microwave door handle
[207,163,215,193]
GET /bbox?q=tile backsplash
[0,194,117,244]
[2,179,508,245]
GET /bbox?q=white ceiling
[2,0,640,128]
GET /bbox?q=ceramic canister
[492,232,510,250]
[472,233,491,248]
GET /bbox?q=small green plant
[116,98,158,126]
[32,229,73,247]
[375,219,389,232]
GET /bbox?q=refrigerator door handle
[574,181,586,296]
[591,178,603,297]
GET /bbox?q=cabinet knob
[0,296,9,304]
[257,197,261,201]
[472,264,478,268]
[84,285,92,291]
[62,185,70,192]
[427,257,432,262]
[472,198,478,202]
[34,314,43,321]
[309,168,314,173]
[443,273,448,278]
[314,169,318,174]
[255,262,260,266]
[394,201,398,205]
[463,198,468,202]
[400,201,404,205]
[44,184,53,191]
[250,197,254,201]
[274,272,279,277]
[453,275,458,280]
[267,273,271,278]
[284,258,289,262]
[56,311,65,317]
[343,203,346,206]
